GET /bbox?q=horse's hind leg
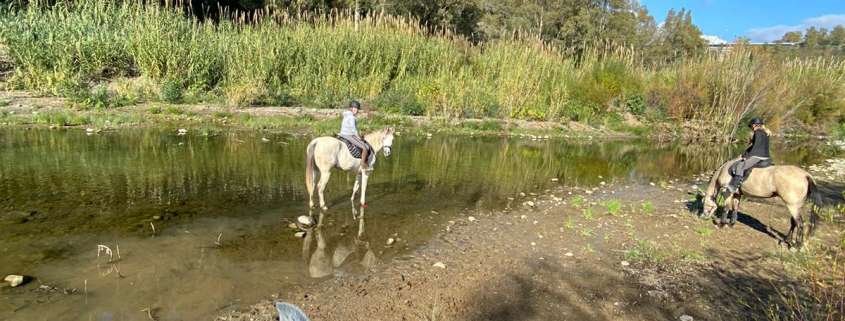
[787,202,805,249]
[316,169,332,210]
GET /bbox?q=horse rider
[339,100,370,171]
[722,117,771,197]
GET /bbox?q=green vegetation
[582,207,595,220]
[640,201,655,214]
[0,1,844,139]
[624,239,666,262]
[694,227,714,237]
[564,217,576,230]
[569,195,585,207]
[603,199,623,216]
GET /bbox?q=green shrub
[373,88,425,116]
[625,94,646,115]
[574,60,642,112]
[160,79,183,103]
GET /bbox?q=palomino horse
[702,158,822,249]
[305,128,395,210]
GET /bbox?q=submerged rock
[4,275,25,287]
[296,215,315,229]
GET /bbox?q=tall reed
[1,0,843,138]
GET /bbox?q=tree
[830,25,845,46]
[779,31,802,43]
[735,36,751,45]
[804,26,821,49]
[650,8,705,62]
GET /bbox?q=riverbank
[217,179,844,321]
[2,1,844,142]
[0,90,655,139]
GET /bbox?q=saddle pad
[337,136,374,161]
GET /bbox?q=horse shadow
[684,195,786,243]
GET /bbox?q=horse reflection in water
[301,204,377,279]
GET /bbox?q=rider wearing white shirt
[338,100,370,170]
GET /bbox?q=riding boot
[359,148,370,171]
[722,175,743,197]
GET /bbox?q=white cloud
[701,34,727,45]
[746,14,845,43]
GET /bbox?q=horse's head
[381,127,395,158]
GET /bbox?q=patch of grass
[580,228,593,237]
[147,106,163,114]
[624,239,666,263]
[31,111,91,126]
[461,120,504,132]
[681,250,706,262]
[564,216,576,230]
[582,207,595,220]
[695,226,714,237]
[640,201,655,214]
[164,105,184,115]
[604,199,623,216]
[569,195,584,207]
[0,99,10,107]
[213,111,233,119]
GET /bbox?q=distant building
[707,42,799,53]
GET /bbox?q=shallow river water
[0,128,836,321]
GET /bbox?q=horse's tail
[806,175,822,237]
[305,140,318,203]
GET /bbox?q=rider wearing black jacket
[723,118,771,196]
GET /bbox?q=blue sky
[642,0,845,43]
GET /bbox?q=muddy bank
[217,180,844,321]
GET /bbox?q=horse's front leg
[351,173,361,202]
[729,195,741,227]
[359,171,369,207]
[717,195,732,228]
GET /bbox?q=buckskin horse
[305,128,395,210]
[702,158,822,249]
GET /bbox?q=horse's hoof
[321,206,328,211]
[361,203,368,208]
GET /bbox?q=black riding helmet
[748,117,764,127]
[349,100,362,110]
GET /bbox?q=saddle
[730,158,774,178]
[337,136,374,162]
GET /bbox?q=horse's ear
[386,127,395,134]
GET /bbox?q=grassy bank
[1,1,844,139]
[0,91,637,139]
